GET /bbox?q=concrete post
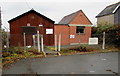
[58,33,61,51]
[6,32,9,48]
[37,31,40,52]
[55,35,57,51]
[32,35,36,48]
[102,32,105,49]
[23,33,26,51]
[79,32,80,44]
[41,35,44,52]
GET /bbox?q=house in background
[96,2,120,25]
[54,10,92,45]
[8,9,55,46]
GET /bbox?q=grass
[2,45,119,68]
[47,46,56,51]
[2,47,45,68]
[60,45,119,56]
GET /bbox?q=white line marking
[101,58,107,60]
[89,70,95,73]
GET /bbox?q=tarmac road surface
[2,52,118,75]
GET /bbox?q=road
[2,52,118,75]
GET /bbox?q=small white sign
[27,23,30,26]
[70,35,75,38]
[46,29,53,34]
[89,38,98,45]
[39,24,43,26]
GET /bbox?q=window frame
[76,26,85,34]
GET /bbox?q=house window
[76,26,85,34]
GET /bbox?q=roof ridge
[59,10,81,24]
[106,2,120,7]
[64,10,81,17]
[59,10,92,25]
[58,10,81,24]
[67,10,81,24]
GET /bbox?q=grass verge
[60,45,119,56]
[2,47,44,68]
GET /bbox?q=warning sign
[89,38,98,45]
[46,29,53,34]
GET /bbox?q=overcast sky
[0,0,119,30]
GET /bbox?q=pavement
[2,52,119,75]
[44,47,58,54]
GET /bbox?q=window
[22,26,36,35]
[76,26,85,34]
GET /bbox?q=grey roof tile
[58,10,80,24]
[96,2,120,17]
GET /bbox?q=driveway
[2,52,118,75]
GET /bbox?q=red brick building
[54,10,92,45]
[8,9,55,46]
[8,9,92,46]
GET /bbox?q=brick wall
[9,12,54,46]
[54,24,91,45]
[54,25,69,45]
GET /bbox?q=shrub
[61,48,73,53]
[92,24,120,47]
[69,46,93,52]
[28,50,41,55]
[2,52,11,57]
[3,47,25,54]
[61,45,94,53]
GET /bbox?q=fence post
[102,32,105,49]
[23,33,26,51]
[55,35,57,51]
[32,35,36,48]
[41,35,46,57]
[58,33,61,52]
[37,31,40,52]
[78,32,80,44]
[41,35,44,52]
[6,32,9,48]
